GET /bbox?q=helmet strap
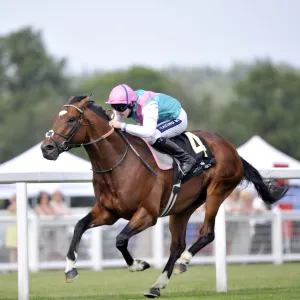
[121,84,129,109]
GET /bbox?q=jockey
[106,84,196,175]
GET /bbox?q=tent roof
[237,135,300,169]
[0,143,92,173]
[0,143,94,198]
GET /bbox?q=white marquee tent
[237,135,300,168]
[0,143,94,199]
[237,135,300,185]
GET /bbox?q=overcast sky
[0,0,298,74]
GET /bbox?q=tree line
[1,27,300,163]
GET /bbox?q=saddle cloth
[143,131,216,184]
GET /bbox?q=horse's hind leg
[176,190,229,273]
[65,204,118,282]
[116,206,156,272]
[145,203,199,298]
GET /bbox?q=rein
[70,127,115,147]
[46,104,157,176]
[92,142,129,174]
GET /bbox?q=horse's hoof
[139,259,150,271]
[144,287,160,298]
[128,259,150,272]
[65,268,78,283]
[173,263,187,275]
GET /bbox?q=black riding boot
[153,137,196,175]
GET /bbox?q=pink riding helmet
[105,84,136,106]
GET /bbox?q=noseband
[45,104,114,153]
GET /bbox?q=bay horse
[41,95,287,298]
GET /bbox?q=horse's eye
[68,117,76,123]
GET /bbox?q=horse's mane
[68,95,111,121]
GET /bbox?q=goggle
[111,104,128,112]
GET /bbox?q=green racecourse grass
[1,263,300,300]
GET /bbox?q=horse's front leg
[116,206,157,272]
[65,204,118,282]
[145,203,198,298]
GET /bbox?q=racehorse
[41,95,287,298]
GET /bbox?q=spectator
[49,189,70,260]
[249,195,272,254]
[225,188,242,213]
[225,188,240,254]
[35,191,56,216]
[239,189,254,213]
[5,194,17,263]
[225,188,254,255]
[49,189,70,216]
[233,189,254,255]
[35,191,56,261]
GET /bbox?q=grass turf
[1,263,299,299]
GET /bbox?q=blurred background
[0,0,300,271]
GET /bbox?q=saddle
[143,131,216,184]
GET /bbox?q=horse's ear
[78,95,91,109]
[67,96,75,104]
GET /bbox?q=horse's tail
[240,156,288,205]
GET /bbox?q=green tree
[217,60,300,159]
[188,92,219,131]
[0,27,71,163]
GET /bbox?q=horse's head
[41,95,110,160]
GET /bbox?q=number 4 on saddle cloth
[144,131,216,184]
[143,131,216,217]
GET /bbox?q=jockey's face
[115,107,132,119]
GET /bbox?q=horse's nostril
[41,143,58,160]
[45,145,54,152]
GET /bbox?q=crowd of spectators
[4,189,70,263]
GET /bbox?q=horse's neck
[82,111,151,189]
[84,129,126,173]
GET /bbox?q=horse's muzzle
[41,142,59,160]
